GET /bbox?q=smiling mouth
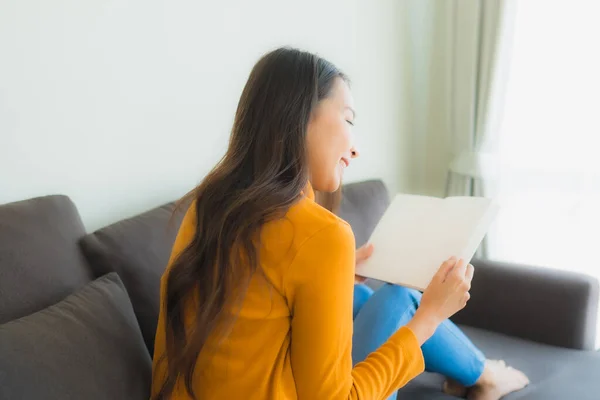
[340,158,350,168]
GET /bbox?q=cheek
[330,121,352,159]
[338,124,352,151]
[306,116,350,174]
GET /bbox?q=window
[487,0,600,276]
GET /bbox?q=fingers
[453,258,467,278]
[435,257,457,282]
[462,291,471,306]
[459,264,473,308]
[465,263,474,283]
[355,244,374,283]
[355,243,374,264]
[421,258,474,322]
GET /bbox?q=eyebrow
[345,106,356,119]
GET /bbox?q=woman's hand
[406,257,474,345]
[420,257,473,323]
[354,243,374,283]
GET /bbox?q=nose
[350,145,360,159]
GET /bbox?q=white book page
[357,194,498,291]
[442,197,499,261]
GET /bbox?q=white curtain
[486,0,600,347]
[446,0,516,199]
[486,0,600,272]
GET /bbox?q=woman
[152,48,529,400]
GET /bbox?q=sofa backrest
[339,180,391,247]
[79,203,185,355]
[0,195,93,324]
[79,179,391,356]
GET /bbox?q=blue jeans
[352,284,485,399]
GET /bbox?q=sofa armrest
[451,258,599,350]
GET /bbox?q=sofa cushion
[339,179,390,247]
[398,325,600,399]
[79,202,185,355]
[0,195,92,324]
[0,273,152,400]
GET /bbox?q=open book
[357,194,499,291]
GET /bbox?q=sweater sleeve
[286,221,425,399]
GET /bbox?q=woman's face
[306,77,358,192]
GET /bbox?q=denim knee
[376,284,421,312]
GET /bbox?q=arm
[285,222,425,400]
[451,258,599,350]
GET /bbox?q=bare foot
[468,360,530,400]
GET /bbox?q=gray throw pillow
[0,273,152,400]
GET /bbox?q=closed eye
[346,120,354,126]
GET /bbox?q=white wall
[0,0,408,231]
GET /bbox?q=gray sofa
[1,179,599,399]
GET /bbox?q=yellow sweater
[152,183,425,399]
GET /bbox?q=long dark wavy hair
[153,47,346,399]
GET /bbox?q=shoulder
[260,194,355,270]
[268,195,355,256]
[287,195,354,244]
[283,197,355,278]
[280,199,356,298]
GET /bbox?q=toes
[514,371,530,388]
[487,359,506,368]
[513,369,530,384]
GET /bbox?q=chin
[311,169,343,192]
[311,177,340,193]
